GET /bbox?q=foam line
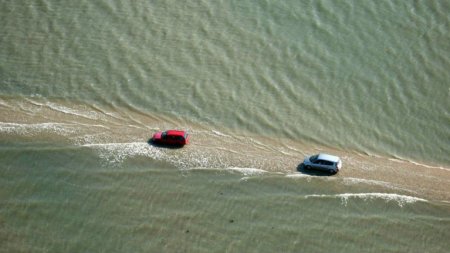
[82,142,164,165]
[45,102,100,120]
[226,167,267,176]
[211,130,231,137]
[305,193,427,207]
[342,177,397,189]
[389,158,450,171]
[0,122,76,135]
[0,122,108,135]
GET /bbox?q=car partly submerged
[302,153,342,175]
[151,130,189,146]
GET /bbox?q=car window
[316,160,333,165]
[310,155,319,162]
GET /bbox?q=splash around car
[302,153,342,175]
[150,130,189,147]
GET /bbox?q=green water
[1,1,449,252]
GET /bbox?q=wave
[342,177,392,186]
[0,122,77,136]
[0,122,110,137]
[285,173,312,178]
[81,142,246,170]
[389,157,450,171]
[226,167,267,176]
[44,102,102,120]
[341,177,416,193]
[81,142,165,166]
[183,167,268,181]
[305,193,427,207]
[211,130,232,138]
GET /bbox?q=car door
[316,160,329,171]
[168,135,177,145]
[176,136,185,145]
[162,134,173,145]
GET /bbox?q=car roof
[317,153,340,163]
[165,130,187,136]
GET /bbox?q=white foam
[211,130,231,137]
[285,173,312,178]
[409,161,450,171]
[0,122,76,135]
[0,99,10,107]
[83,142,200,168]
[341,177,417,194]
[82,142,164,165]
[0,122,111,138]
[45,102,100,120]
[389,157,449,171]
[227,167,267,176]
[277,148,294,156]
[248,138,272,151]
[285,173,314,182]
[305,193,427,207]
[342,177,396,188]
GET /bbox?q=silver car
[303,153,342,174]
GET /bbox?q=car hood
[303,157,311,164]
[152,132,162,139]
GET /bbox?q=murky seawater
[1,1,449,252]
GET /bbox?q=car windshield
[310,155,319,162]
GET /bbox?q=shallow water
[1,144,449,252]
[1,0,450,252]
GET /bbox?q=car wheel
[305,165,311,170]
[329,169,335,174]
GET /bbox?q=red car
[151,130,189,146]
